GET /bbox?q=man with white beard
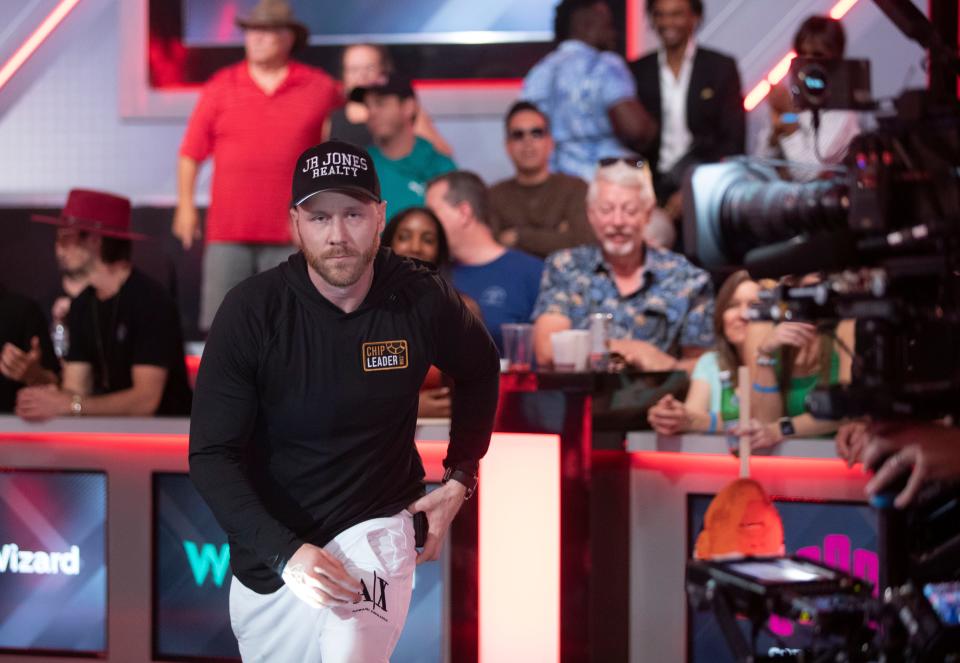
[531,157,715,372]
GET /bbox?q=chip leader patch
[362,340,409,372]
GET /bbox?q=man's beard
[302,234,379,288]
[601,238,637,257]
[58,261,91,280]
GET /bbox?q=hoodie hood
[279,248,438,316]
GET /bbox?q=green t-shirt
[368,137,457,221]
[692,349,842,424]
[782,351,841,417]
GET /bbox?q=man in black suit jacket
[629,0,744,220]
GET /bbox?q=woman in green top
[736,275,854,451]
[648,271,759,435]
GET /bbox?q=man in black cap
[351,76,457,222]
[189,141,499,661]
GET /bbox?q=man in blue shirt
[522,0,657,181]
[425,172,543,354]
[532,158,715,372]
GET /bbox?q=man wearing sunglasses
[532,157,715,372]
[489,102,594,259]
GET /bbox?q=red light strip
[626,0,641,61]
[412,78,522,90]
[0,0,81,92]
[630,450,866,482]
[0,432,451,480]
[743,0,860,110]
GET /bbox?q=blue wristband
[752,382,780,394]
[708,411,718,434]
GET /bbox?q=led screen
[154,473,445,662]
[182,0,557,46]
[0,470,107,655]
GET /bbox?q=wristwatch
[442,467,478,500]
[70,394,83,416]
[778,417,796,439]
[756,354,778,368]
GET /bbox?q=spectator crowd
[1,0,881,465]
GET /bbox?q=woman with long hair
[648,270,759,435]
[383,207,469,419]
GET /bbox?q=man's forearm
[189,446,303,574]
[177,156,199,207]
[24,367,59,387]
[751,364,784,422]
[446,367,500,474]
[74,386,163,417]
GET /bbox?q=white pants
[229,510,416,663]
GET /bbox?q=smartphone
[413,511,429,548]
[780,112,799,124]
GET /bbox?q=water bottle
[51,322,69,359]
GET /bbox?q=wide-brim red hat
[31,189,146,240]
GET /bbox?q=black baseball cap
[290,141,381,207]
[348,75,416,104]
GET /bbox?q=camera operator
[757,15,862,181]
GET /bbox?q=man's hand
[281,543,363,608]
[1,337,44,385]
[757,322,818,357]
[15,385,71,421]
[648,394,689,435]
[731,418,784,453]
[609,338,678,372]
[835,421,870,467]
[417,387,451,418]
[407,479,467,564]
[863,422,960,509]
[172,203,201,250]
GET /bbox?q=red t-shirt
[180,61,342,244]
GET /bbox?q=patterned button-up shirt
[532,245,715,354]
[522,40,636,181]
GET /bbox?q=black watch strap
[779,417,796,438]
[442,467,478,500]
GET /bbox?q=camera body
[684,69,960,421]
[683,3,960,658]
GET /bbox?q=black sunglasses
[507,127,547,141]
[598,156,647,169]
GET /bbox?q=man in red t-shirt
[174,0,341,330]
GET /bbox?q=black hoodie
[189,249,500,593]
